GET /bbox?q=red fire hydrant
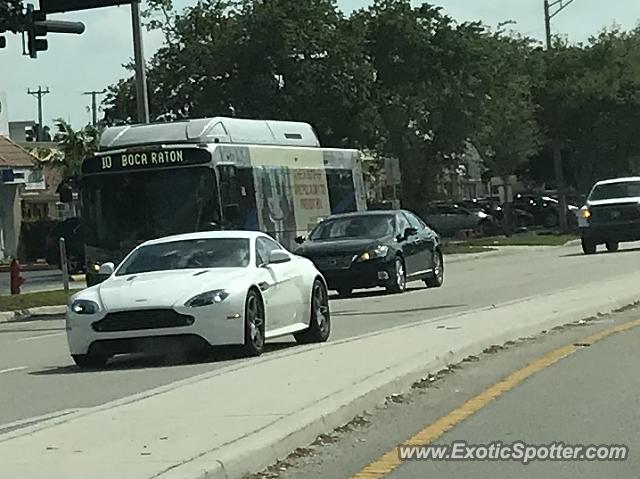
[10,258,24,295]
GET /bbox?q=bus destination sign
[82,148,211,174]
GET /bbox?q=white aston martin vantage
[66,231,331,368]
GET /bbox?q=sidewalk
[0,263,58,273]
[0,271,638,479]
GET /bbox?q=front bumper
[580,221,640,243]
[315,257,395,291]
[66,302,245,355]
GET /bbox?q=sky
[1,0,639,127]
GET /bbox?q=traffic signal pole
[27,1,150,124]
[131,0,150,124]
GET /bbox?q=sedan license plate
[317,256,352,270]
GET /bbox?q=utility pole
[543,0,575,233]
[27,86,50,141]
[131,0,150,124]
[83,89,107,126]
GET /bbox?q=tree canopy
[103,0,640,201]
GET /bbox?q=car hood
[297,238,387,257]
[587,197,640,207]
[97,268,249,310]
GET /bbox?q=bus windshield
[82,167,219,250]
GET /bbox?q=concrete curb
[162,290,640,479]
[0,305,66,323]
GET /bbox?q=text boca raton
[100,150,185,170]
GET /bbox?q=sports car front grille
[591,204,640,223]
[92,309,195,332]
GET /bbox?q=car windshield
[115,238,250,275]
[590,181,640,201]
[309,215,395,240]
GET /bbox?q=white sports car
[66,231,331,368]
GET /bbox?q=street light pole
[544,0,576,232]
[131,0,150,124]
[544,0,552,49]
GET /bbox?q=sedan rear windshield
[309,215,395,240]
[116,238,250,275]
[589,182,640,201]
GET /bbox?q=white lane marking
[15,332,64,343]
[0,366,27,375]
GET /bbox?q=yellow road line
[352,318,640,479]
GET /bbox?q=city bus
[70,117,367,286]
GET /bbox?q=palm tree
[52,119,101,177]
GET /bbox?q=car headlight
[579,206,591,219]
[477,211,489,219]
[359,245,389,261]
[70,299,100,315]
[185,289,230,307]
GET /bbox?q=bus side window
[326,169,356,214]
[217,165,258,230]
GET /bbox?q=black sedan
[294,210,444,296]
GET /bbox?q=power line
[27,86,50,141]
[83,89,107,126]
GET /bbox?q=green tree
[473,32,542,190]
[0,0,25,33]
[50,119,101,177]
[535,28,640,192]
[354,1,502,212]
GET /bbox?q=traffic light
[26,5,47,58]
[24,3,85,58]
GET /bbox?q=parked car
[294,210,444,296]
[44,217,85,274]
[66,231,330,368]
[460,198,533,230]
[513,193,578,228]
[578,177,640,254]
[422,202,498,237]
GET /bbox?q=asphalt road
[1,242,639,434]
[259,302,640,479]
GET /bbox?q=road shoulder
[246,305,640,479]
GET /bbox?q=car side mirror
[404,227,418,239]
[98,262,115,276]
[59,185,73,203]
[267,250,291,265]
[294,235,306,244]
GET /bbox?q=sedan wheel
[606,241,619,252]
[295,279,331,344]
[243,290,265,356]
[425,250,444,288]
[386,257,406,294]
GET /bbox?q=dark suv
[578,177,640,254]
